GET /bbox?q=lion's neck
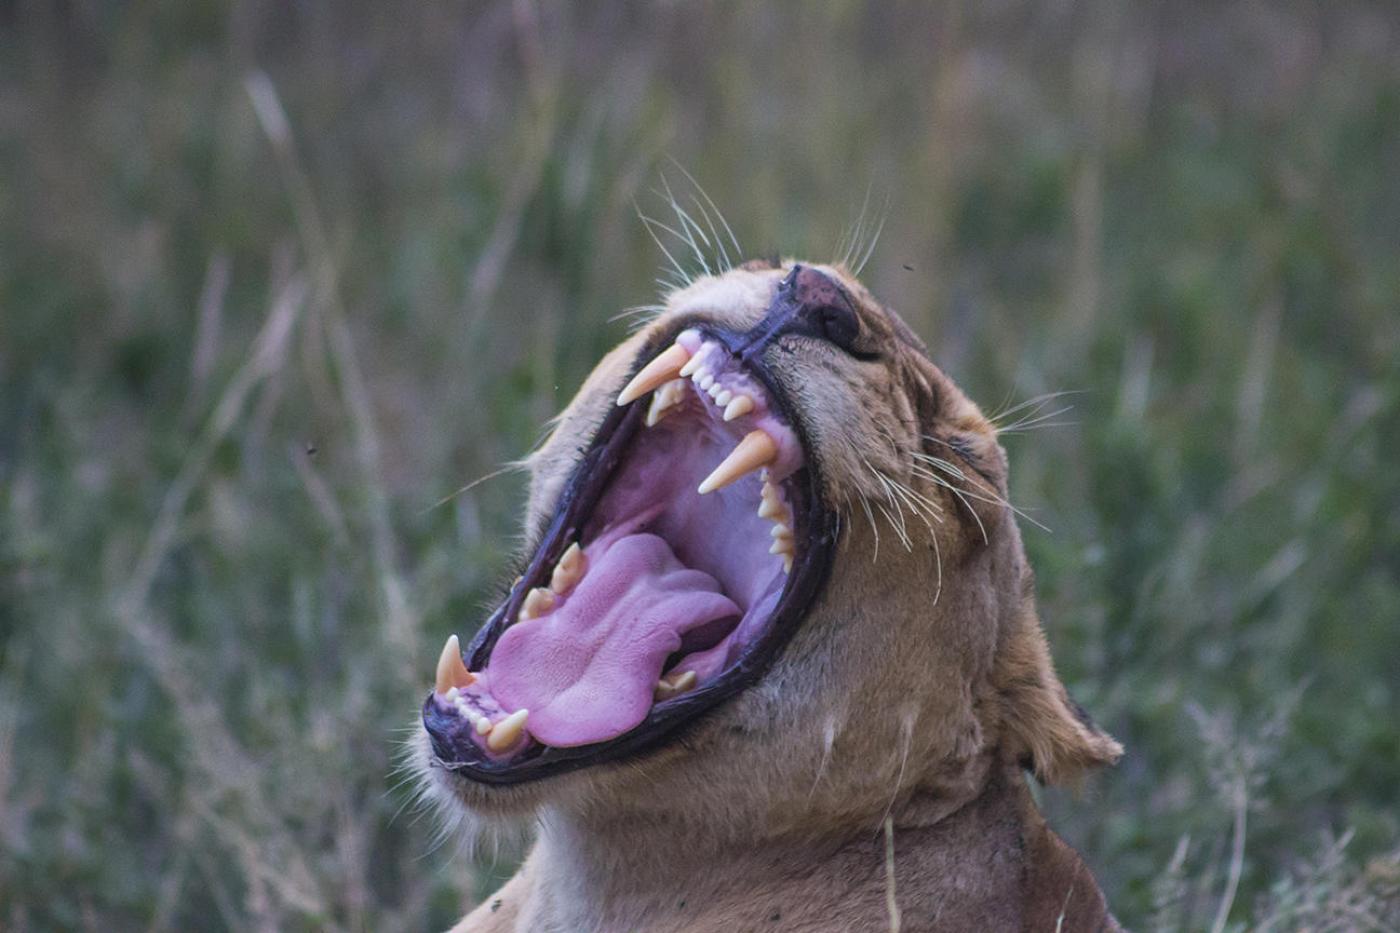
[510,766,1108,933]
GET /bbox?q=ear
[995,600,1123,786]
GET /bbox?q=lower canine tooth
[520,587,555,620]
[698,429,779,495]
[487,709,528,751]
[435,634,475,693]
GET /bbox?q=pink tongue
[487,533,739,747]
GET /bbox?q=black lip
[422,322,839,785]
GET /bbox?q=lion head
[415,260,1120,841]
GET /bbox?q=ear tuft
[996,605,1123,786]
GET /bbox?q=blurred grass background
[2,1,1399,929]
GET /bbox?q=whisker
[853,192,889,275]
[666,158,743,262]
[636,206,691,289]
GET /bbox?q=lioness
[415,260,1123,931]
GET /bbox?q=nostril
[812,302,860,351]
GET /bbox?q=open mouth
[422,326,838,783]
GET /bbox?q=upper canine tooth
[519,587,555,620]
[486,709,528,751]
[697,430,779,495]
[723,395,754,422]
[617,343,691,406]
[435,634,475,694]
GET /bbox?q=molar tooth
[697,430,779,495]
[645,392,671,427]
[519,587,555,621]
[654,669,698,701]
[435,634,475,694]
[550,542,586,594]
[723,394,754,422]
[617,343,691,406]
[486,709,528,751]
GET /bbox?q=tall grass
[2,2,1398,928]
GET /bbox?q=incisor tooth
[770,523,793,540]
[698,430,779,495]
[782,554,793,573]
[519,587,555,621]
[723,395,754,422]
[617,343,691,406]
[707,381,724,399]
[698,372,715,390]
[715,389,733,406]
[769,538,794,556]
[435,634,474,694]
[487,709,528,751]
[758,497,784,520]
[475,717,493,735]
[679,351,705,378]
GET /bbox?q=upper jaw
[421,320,840,786]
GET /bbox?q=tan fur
[417,261,1123,931]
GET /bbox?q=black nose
[733,264,864,359]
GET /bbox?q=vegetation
[2,2,1397,929]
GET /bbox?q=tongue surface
[488,533,738,747]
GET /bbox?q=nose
[732,264,863,360]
